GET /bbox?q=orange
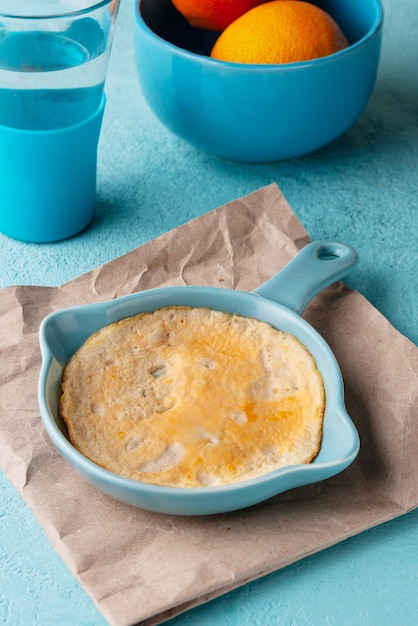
[210,1,349,64]
[172,0,269,32]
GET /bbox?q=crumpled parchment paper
[1,184,417,626]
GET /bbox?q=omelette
[59,306,325,487]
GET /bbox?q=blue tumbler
[0,0,120,243]
[0,97,105,243]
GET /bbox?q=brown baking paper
[1,184,417,626]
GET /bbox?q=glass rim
[0,0,116,20]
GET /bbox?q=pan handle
[253,241,359,314]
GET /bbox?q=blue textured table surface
[1,0,417,624]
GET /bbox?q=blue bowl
[39,241,360,515]
[133,0,383,162]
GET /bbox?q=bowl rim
[133,0,384,71]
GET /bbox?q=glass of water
[0,0,120,242]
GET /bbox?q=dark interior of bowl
[139,0,218,56]
[138,0,380,57]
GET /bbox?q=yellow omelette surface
[60,306,325,487]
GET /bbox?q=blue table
[1,1,417,624]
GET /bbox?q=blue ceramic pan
[38,241,360,515]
